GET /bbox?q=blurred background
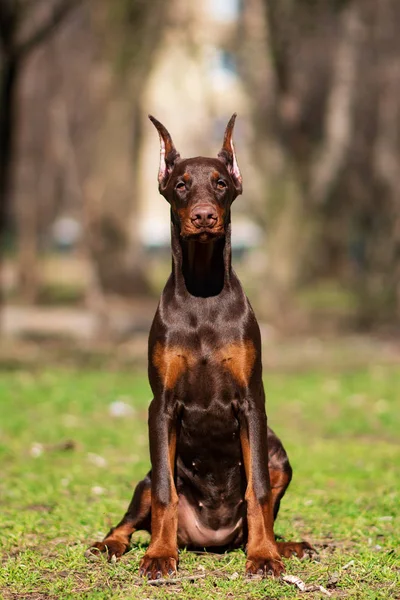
[1,0,400,369]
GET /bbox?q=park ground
[0,365,399,599]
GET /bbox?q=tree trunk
[0,54,19,314]
[85,92,151,298]
[309,2,363,206]
[0,54,18,231]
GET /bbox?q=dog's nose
[190,205,218,229]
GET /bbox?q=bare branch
[16,0,82,58]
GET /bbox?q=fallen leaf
[282,574,306,591]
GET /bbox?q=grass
[0,366,399,599]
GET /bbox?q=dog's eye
[217,179,227,189]
[175,181,186,191]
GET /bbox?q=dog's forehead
[174,157,229,179]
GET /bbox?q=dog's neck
[170,218,232,298]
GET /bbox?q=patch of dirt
[24,504,54,513]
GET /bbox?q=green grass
[1,367,399,599]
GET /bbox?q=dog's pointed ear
[217,113,242,195]
[149,115,180,190]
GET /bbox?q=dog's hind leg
[267,427,293,521]
[88,473,152,561]
[267,428,315,559]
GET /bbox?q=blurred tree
[238,0,400,327]
[1,0,168,321]
[84,0,169,300]
[0,0,82,304]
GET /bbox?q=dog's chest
[152,335,256,393]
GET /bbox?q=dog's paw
[277,541,317,559]
[245,555,284,578]
[85,539,128,562]
[139,554,178,579]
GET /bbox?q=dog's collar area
[179,233,230,298]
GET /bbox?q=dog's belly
[173,371,248,548]
[175,412,246,548]
[177,493,244,548]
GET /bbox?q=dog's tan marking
[106,520,136,546]
[169,430,177,472]
[140,428,179,575]
[153,343,195,390]
[217,341,256,386]
[240,429,282,573]
[154,341,255,389]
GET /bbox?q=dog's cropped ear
[218,113,242,195]
[149,115,180,191]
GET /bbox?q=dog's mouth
[181,227,225,243]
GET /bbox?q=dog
[88,114,312,579]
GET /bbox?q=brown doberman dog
[88,114,313,579]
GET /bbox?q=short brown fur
[217,341,256,387]
[153,343,195,390]
[240,430,284,575]
[88,114,314,580]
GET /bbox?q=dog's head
[149,114,242,243]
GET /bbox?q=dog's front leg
[139,397,179,579]
[239,399,284,578]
